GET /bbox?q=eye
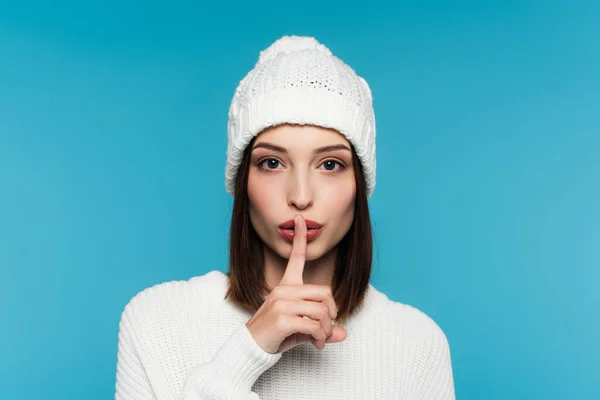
[259,158,282,170]
[258,158,345,173]
[319,160,343,172]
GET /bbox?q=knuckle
[270,286,284,298]
[275,315,290,333]
[318,303,329,318]
[271,298,285,313]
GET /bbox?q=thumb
[325,326,348,343]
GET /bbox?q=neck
[263,245,337,290]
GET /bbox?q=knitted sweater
[115,270,455,399]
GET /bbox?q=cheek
[335,174,356,205]
[247,172,261,207]
[247,172,267,222]
[247,171,281,231]
[340,185,356,222]
[325,178,356,226]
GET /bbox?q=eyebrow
[252,142,351,154]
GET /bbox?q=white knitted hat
[225,35,376,198]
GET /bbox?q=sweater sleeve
[115,303,159,400]
[115,292,281,400]
[181,322,282,399]
[414,324,456,400]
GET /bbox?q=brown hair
[224,127,373,327]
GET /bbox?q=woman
[115,35,456,400]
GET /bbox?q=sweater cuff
[204,322,282,393]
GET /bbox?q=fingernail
[294,215,299,224]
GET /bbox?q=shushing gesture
[245,215,348,354]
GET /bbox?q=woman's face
[247,124,356,261]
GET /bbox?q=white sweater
[115,270,455,399]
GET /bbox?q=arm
[414,326,456,400]
[181,323,282,400]
[115,307,159,400]
[115,300,281,400]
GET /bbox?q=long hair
[224,128,373,327]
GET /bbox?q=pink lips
[278,218,324,242]
[278,219,323,229]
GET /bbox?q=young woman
[115,35,456,400]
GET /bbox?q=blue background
[1,1,598,398]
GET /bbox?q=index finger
[279,215,307,286]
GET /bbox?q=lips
[278,218,324,243]
[278,219,324,229]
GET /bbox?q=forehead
[254,124,350,147]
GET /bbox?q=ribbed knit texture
[225,35,377,198]
[115,270,455,399]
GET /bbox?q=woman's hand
[245,215,348,354]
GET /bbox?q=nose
[287,169,313,210]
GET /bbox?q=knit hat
[225,35,376,198]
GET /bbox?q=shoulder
[381,294,455,396]
[126,269,226,305]
[395,302,450,347]
[371,286,451,349]
[119,270,228,328]
[389,300,453,369]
